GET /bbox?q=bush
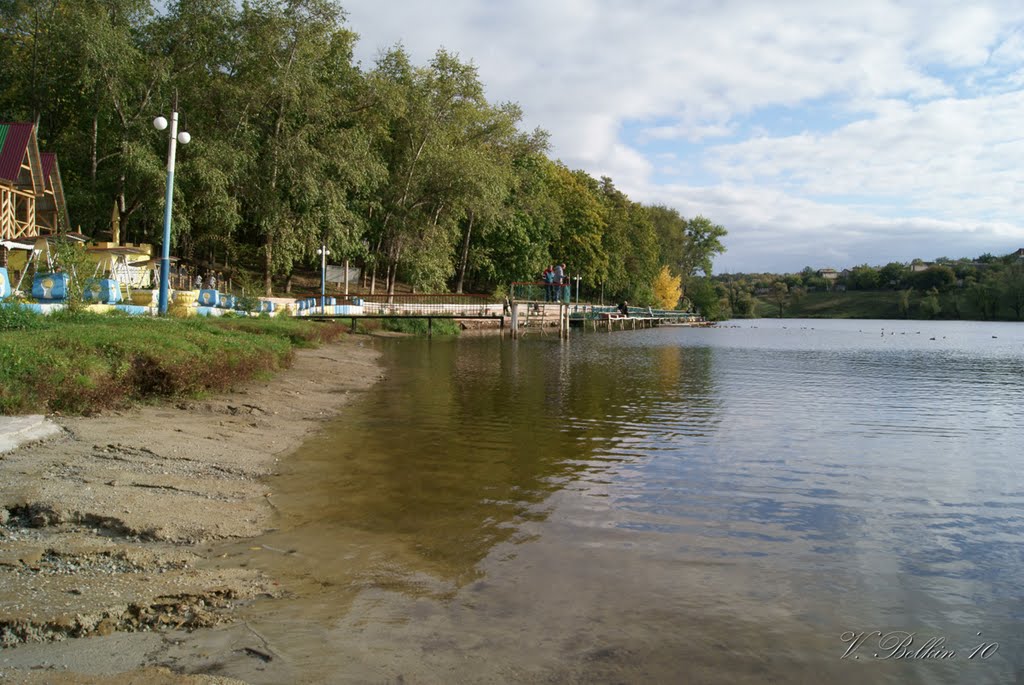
[0,304,44,331]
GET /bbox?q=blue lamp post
[153,99,190,315]
[317,243,330,314]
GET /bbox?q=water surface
[228,318,1024,684]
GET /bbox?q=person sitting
[618,300,629,317]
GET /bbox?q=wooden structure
[0,123,69,250]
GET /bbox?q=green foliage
[879,262,906,288]
[898,288,912,318]
[50,239,92,311]
[380,317,460,336]
[685,277,727,320]
[848,264,881,290]
[0,0,730,304]
[967,279,999,320]
[907,265,957,293]
[919,289,941,318]
[769,281,789,317]
[0,305,44,331]
[999,262,1024,320]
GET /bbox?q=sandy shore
[0,335,381,684]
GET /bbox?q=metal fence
[344,293,497,306]
[296,292,503,317]
[568,305,700,320]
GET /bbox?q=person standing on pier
[543,265,555,302]
[554,263,565,302]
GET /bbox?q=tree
[898,288,912,318]
[652,265,681,309]
[597,177,659,303]
[967,279,999,320]
[849,264,881,290]
[907,265,956,293]
[783,273,803,289]
[686,277,724,319]
[920,288,941,319]
[472,150,557,289]
[547,164,608,290]
[999,262,1024,320]
[879,262,905,288]
[769,281,789,317]
[683,215,727,277]
[224,0,383,294]
[647,206,727,277]
[1,0,169,241]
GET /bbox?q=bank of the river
[0,333,382,684]
[752,289,1023,320]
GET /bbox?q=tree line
[0,0,726,303]
[708,252,1024,320]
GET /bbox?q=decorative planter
[130,289,159,307]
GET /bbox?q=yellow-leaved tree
[652,265,682,309]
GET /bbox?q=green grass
[379,317,461,336]
[0,308,350,415]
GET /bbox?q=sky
[339,0,1024,274]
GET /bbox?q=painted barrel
[198,289,220,307]
[258,301,276,313]
[32,272,70,302]
[0,267,10,299]
[83,278,123,304]
[219,294,236,309]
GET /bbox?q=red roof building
[0,122,69,241]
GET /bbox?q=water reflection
[228,320,1024,684]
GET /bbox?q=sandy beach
[0,335,382,684]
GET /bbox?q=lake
[229,318,1024,684]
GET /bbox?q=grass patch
[379,317,461,336]
[0,307,348,415]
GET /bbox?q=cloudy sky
[341,0,1024,274]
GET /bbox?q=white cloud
[342,0,1024,272]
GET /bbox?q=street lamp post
[153,96,190,315]
[573,274,581,304]
[317,243,330,314]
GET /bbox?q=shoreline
[0,334,382,683]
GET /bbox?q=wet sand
[0,335,382,684]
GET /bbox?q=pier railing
[511,281,571,303]
[299,292,503,317]
[569,305,700,320]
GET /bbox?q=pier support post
[511,301,519,339]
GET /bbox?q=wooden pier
[508,300,706,339]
